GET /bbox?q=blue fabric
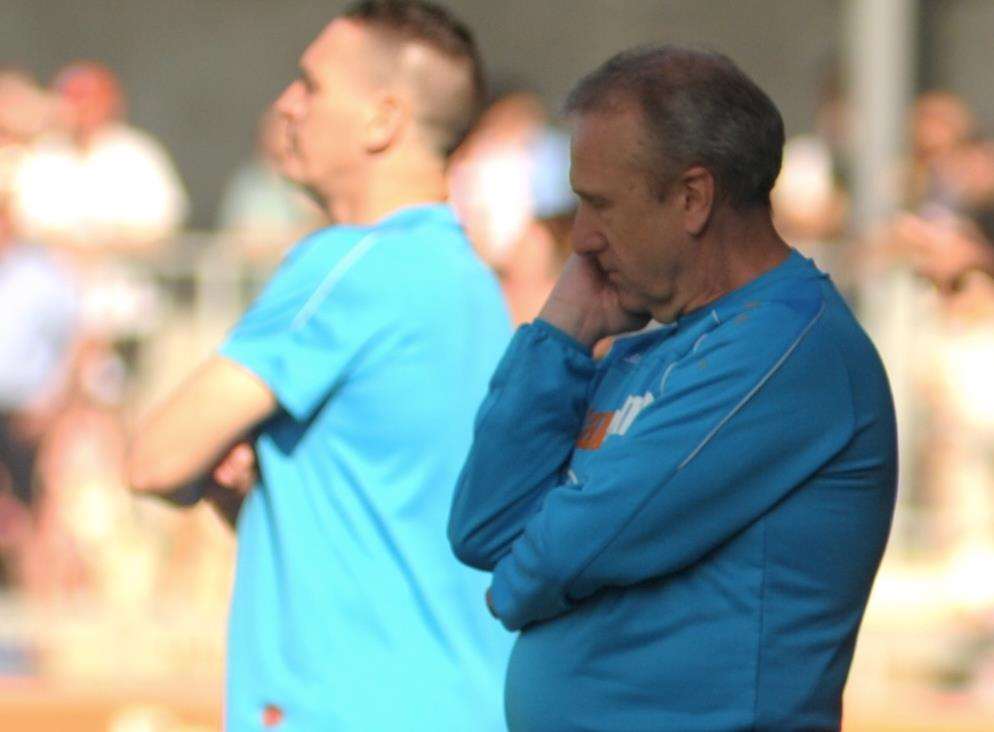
[219,204,513,731]
[450,251,898,731]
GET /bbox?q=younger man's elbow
[126,461,164,495]
[125,440,178,495]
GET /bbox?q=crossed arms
[126,354,276,519]
[449,301,853,631]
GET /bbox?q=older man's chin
[611,285,649,316]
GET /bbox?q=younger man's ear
[365,93,408,153]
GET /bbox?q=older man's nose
[570,209,606,254]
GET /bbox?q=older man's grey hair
[565,46,785,210]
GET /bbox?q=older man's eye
[578,193,609,210]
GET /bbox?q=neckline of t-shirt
[373,202,458,230]
[291,203,459,259]
[675,248,818,328]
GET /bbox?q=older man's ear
[680,165,716,237]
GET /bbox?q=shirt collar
[676,249,821,328]
[374,202,459,230]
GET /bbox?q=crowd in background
[2,57,994,727]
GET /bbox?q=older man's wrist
[536,302,600,350]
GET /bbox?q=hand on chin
[539,254,651,348]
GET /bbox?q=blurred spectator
[893,212,994,292]
[881,91,994,610]
[0,168,79,509]
[216,106,324,261]
[22,349,127,603]
[0,109,80,587]
[908,91,977,212]
[449,89,575,323]
[22,333,234,621]
[888,91,994,290]
[11,61,188,251]
[771,67,851,288]
[0,69,58,195]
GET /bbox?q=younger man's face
[275,19,382,199]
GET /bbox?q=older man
[128,2,511,729]
[450,47,897,732]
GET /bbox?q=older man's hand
[538,254,650,350]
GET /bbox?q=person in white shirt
[12,61,189,251]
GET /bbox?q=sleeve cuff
[529,318,593,355]
[217,340,306,421]
[487,574,522,631]
[488,556,574,632]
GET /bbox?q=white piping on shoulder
[677,299,827,471]
[290,232,381,330]
[659,361,678,392]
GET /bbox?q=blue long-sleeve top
[449,251,897,732]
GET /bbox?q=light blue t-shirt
[450,251,897,731]
[220,204,513,731]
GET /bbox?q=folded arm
[485,304,857,630]
[126,355,276,503]
[448,321,598,570]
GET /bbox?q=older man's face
[274,20,379,201]
[569,108,693,320]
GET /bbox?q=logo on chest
[576,390,655,450]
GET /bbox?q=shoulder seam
[290,232,381,330]
[677,298,826,470]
